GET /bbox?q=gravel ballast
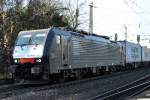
[1,67,150,100]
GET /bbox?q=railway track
[0,67,150,99]
[0,79,13,85]
[0,83,42,98]
[89,74,150,100]
[0,68,135,99]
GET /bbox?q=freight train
[11,27,150,82]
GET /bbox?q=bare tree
[62,0,88,30]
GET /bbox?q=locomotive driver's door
[61,35,70,67]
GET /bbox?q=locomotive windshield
[16,32,46,46]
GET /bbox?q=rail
[89,75,150,100]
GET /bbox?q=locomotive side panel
[49,35,62,73]
[125,42,142,63]
[142,47,150,62]
[70,35,123,68]
[119,41,142,64]
[107,42,124,65]
[49,29,72,73]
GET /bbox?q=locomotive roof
[118,40,140,45]
[62,27,110,39]
[18,27,111,43]
[18,29,50,35]
[52,27,111,43]
[19,27,109,39]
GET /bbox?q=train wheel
[58,73,65,83]
[49,74,65,83]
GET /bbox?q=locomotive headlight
[14,59,19,63]
[36,58,41,63]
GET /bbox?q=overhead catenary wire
[122,0,150,27]
[128,0,150,15]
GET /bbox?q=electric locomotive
[12,27,124,82]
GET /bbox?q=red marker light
[20,58,34,64]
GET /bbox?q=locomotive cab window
[30,33,46,45]
[16,34,31,46]
[16,32,47,46]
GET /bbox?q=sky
[82,0,150,47]
[24,0,150,47]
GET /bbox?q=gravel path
[1,67,150,100]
